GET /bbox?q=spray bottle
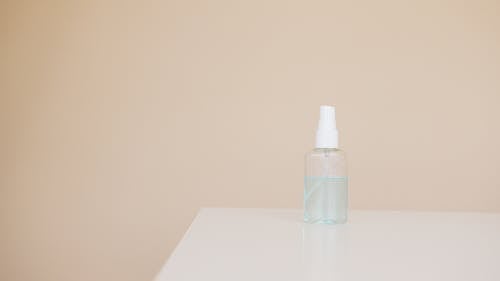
[304,105,348,224]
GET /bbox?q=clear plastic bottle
[304,106,348,224]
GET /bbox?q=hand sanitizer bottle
[304,105,348,224]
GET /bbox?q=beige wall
[3,0,500,280]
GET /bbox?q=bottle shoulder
[306,148,346,157]
[305,148,348,175]
[305,148,347,163]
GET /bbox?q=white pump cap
[315,105,339,148]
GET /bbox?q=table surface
[154,208,500,281]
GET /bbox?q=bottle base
[303,217,347,225]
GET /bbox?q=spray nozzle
[315,105,339,148]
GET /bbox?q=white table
[154,208,500,281]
